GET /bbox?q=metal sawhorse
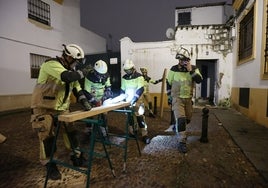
[108,107,141,171]
[43,102,140,188]
[44,115,115,188]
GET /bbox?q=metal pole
[200,107,209,143]
[153,96,157,115]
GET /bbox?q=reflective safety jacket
[121,71,144,102]
[167,65,202,99]
[31,58,82,111]
[84,70,111,101]
[142,75,161,94]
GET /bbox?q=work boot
[148,103,155,118]
[149,111,155,118]
[142,136,151,144]
[178,142,187,153]
[46,162,61,180]
[128,126,137,138]
[101,126,108,136]
[70,152,88,167]
[81,125,92,144]
[84,125,92,135]
[165,124,176,132]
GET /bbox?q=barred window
[30,53,50,79]
[238,5,254,62]
[28,0,50,26]
[178,12,191,26]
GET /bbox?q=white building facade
[121,3,234,108]
[231,0,268,127]
[0,0,106,112]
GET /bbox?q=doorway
[195,59,218,105]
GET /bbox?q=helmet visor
[124,68,134,75]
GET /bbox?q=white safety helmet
[94,60,108,74]
[123,59,135,70]
[63,44,84,59]
[176,47,191,60]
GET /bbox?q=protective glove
[89,97,101,107]
[168,95,172,105]
[81,66,93,77]
[155,78,162,84]
[80,98,92,111]
[77,90,92,110]
[76,65,93,78]
[102,87,113,101]
[130,96,138,106]
[94,100,102,107]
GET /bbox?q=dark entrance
[196,59,217,105]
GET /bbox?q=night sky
[80,0,232,52]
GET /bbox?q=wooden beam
[0,133,7,143]
[160,68,167,118]
[58,102,130,122]
[233,0,243,10]
[53,0,64,5]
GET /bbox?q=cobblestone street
[0,106,267,188]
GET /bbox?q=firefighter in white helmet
[166,47,203,153]
[140,67,162,118]
[83,60,112,106]
[82,60,113,139]
[31,44,92,180]
[121,59,150,144]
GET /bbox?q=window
[261,0,268,79]
[177,12,191,26]
[238,5,254,63]
[28,0,51,26]
[30,53,50,79]
[239,88,249,108]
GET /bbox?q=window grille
[30,53,50,79]
[238,6,254,62]
[28,0,50,26]
[178,12,191,25]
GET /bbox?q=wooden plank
[0,133,7,143]
[160,68,167,118]
[58,102,130,122]
[53,0,64,5]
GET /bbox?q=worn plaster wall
[175,25,233,103]
[120,4,233,108]
[120,23,233,106]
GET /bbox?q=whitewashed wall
[120,4,233,105]
[232,0,268,89]
[121,37,177,94]
[175,6,224,26]
[175,26,233,102]
[175,4,233,27]
[0,0,106,95]
[191,6,224,25]
[120,35,232,104]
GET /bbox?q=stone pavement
[212,107,268,182]
[0,106,268,187]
